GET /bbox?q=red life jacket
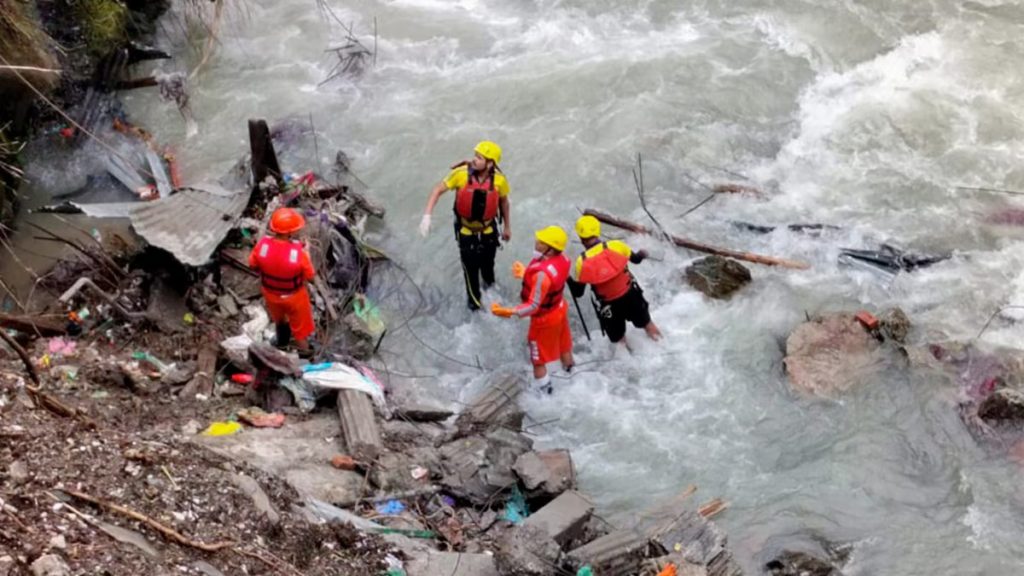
[453,167,499,228]
[253,237,306,294]
[520,254,571,312]
[578,242,632,302]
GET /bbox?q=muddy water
[20,0,1024,572]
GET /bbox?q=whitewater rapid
[111,0,1024,572]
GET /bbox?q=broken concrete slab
[439,428,534,506]
[370,451,435,493]
[495,524,561,576]
[337,389,383,462]
[513,449,575,497]
[649,509,742,576]
[192,414,365,505]
[568,529,650,576]
[455,373,527,436]
[407,552,499,576]
[523,490,594,548]
[382,418,454,448]
[394,402,455,423]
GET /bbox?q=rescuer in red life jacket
[490,226,574,394]
[419,141,511,311]
[248,208,317,356]
[567,215,662,351]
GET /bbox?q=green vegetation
[75,0,130,55]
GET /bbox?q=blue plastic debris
[500,487,529,524]
[375,500,406,516]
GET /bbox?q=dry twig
[62,488,234,552]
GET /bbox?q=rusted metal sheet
[129,183,249,266]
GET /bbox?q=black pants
[458,228,499,310]
[596,283,652,342]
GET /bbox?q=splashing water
[111,0,1024,572]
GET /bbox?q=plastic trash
[183,313,196,325]
[500,486,529,524]
[374,500,406,516]
[656,563,677,576]
[131,351,170,374]
[230,373,254,385]
[353,294,386,336]
[577,568,593,576]
[202,421,242,436]
[47,338,77,357]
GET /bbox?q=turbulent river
[62,0,1024,572]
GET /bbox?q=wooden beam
[583,208,811,270]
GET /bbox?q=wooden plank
[337,389,383,462]
[584,208,811,270]
[0,314,67,337]
[181,340,218,398]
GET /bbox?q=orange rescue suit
[577,242,632,302]
[249,236,316,340]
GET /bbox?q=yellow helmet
[575,215,601,239]
[474,140,502,164]
[535,226,568,252]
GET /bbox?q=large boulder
[684,256,751,300]
[783,313,888,397]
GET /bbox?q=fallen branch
[583,208,811,270]
[0,313,67,337]
[698,498,728,519]
[0,328,82,421]
[61,489,234,552]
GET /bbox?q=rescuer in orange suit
[567,215,661,351]
[491,226,574,394]
[248,208,316,356]
[419,141,511,311]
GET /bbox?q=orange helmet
[269,207,305,234]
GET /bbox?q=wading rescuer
[491,226,574,394]
[568,215,662,350]
[249,208,316,357]
[419,141,511,310]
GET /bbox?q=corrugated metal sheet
[130,183,250,266]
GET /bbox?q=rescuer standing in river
[419,141,511,311]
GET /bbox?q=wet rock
[880,307,911,345]
[495,524,561,576]
[30,554,69,576]
[513,449,575,498]
[685,256,751,300]
[766,551,843,576]
[784,313,886,397]
[978,388,1024,422]
[8,460,28,485]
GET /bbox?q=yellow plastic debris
[202,421,242,436]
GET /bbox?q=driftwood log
[583,209,810,270]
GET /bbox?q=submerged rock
[978,389,1024,422]
[766,550,843,576]
[684,256,751,300]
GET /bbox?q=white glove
[418,214,432,237]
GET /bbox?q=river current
[106,0,1024,573]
